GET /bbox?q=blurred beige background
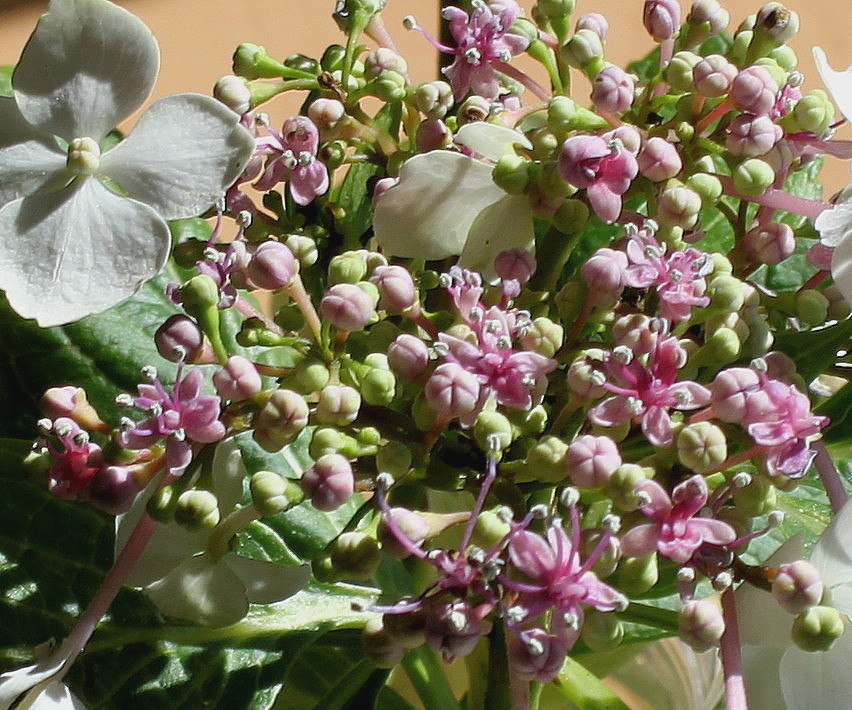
[0,0,849,192]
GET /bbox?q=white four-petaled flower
[0,0,254,326]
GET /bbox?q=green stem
[527,226,579,294]
[622,602,679,633]
[401,646,461,710]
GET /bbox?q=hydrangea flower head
[0,0,254,326]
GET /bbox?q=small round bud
[415,81,454,120]
[383,608,427,649]
[617,553,659,595]
[415,118,451,153]
[581,609,624,651]
[711,367,771,423]
[457,95,491,124]
[290,358,331,394]
[492,154,531,195]
[494,248,536,284]
[591,65,635,113]
[565,435,622,488]
[561,29,604,70]
[250,471,299,515]
[371,265,417,313]
[473,411,513,452]
[88,466,139,515]
[330,531,381,580]
[575,12,608,40]
[174,489,220,531]
[522,435,569,484]
[791,606,844,652]
[285,234,319,266]
[755,3,799,44]
[552,198,591,234]
[309,427,349,459]
[679,598,725,652]
[686,0,729,39]
[378,507,429,558]
[301,453,354,511]
[155,315,204,363]
[388,334,429,380]
[214,74,251,114]
[741,223,794,265]
[772,560,824,614]
[643,0,681,41]
[519,317,563,358]
[509,628,567,682]
[362,617,406,668]
[638,137,683,181]
[657,185,702,229]
[315,385,361,426]
[424,363,480,419]
[693,54,737,97]
[796,290,829,326]
[214,355,262,401]
[321,283,376,331]
[581,248,628,292]
[308,98,346,132]
[472,509,512,548]
[370,69,407,102]
[666,51,701,92]
[254,389,310,452]
[677,422,727,473]
[328,252,367,285]
[727,113,782,158]
[364,47,408,78]
[784,89,833,135]
[566,351,607,400]
[604,463,651,510]
[731,66,779,115]
[66,137,100,175]
[733,158,775,196]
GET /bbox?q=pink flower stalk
[745,376,829,477]
[589,335,711,447]
[118,366,226,476]
[622,475,737,564]
[254,116,329,205]
[504,520,625,648]
[624,227,712,321]
[412,0,530,101]
[557,134,639,223]
[41,417,104,499]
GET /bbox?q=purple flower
[589,335,711,447]
[255,116,329,205]
[417,0,530,101]
[557,134,638,223]
[118,366,226,476]
[622,475,737,564]
[40,417,103,499]
[624,227,712,321]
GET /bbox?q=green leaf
[819,383,852,444]
[549,656,629,710]
[0,66,12,97]
[772,318,852,382]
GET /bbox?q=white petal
[223,554,311,605]
[814,200,852,248]
[0,178,170,326]
[811,497,852,612]
[779,629,852,710]
[99,94,255,220]
[373,151,506,259]
[830,229,852,309]
[145,554,249,627]
[211,438,247,514]
[454,122,533,162]
[458,193,534,279]
[32,682,87,710]
[813,48,852,124]
[0,658,66,710]
[0,97,67,206]
[741,646,787,710]
[13,0,159,142]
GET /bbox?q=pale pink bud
[693,54,737,97]
[494,248,536,284]
[591,66,635,113]
[378,507,429,558]
[371,265,417,313]
[565,434,622,488]
[806,243,833,271]
[248,241,298,290]
[301,453,354,511]
[576,13,609,40]
[772,560,824,614]
[388,334,430,379]
[415,119,451,152]
[710,367,772,422]
[155,314,204,363]
[214,355,262,401]
[566,356,607,400]
[88,465,140,515]
[679,598,725,652]
[688,0,729,34]
[613,314,659,355]
[320,283,376,331]
[308,98,346,132]
[40,386,101,430]
[316,384,361,426]
[741,223,795,265]
[727,113,782,157]
[581,248,628,292]
[637,137,683,181]
[508,628,567,682]
[371,177,399,205]
[214,75,251,115]
[644,0,681,41]
[425,362,480,419]
[731,66,779,116]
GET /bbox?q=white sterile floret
[372,122,534,278]
[115,439,310,627]
[0,0,254,327]
[813,47,852,123]
[814,188,852,306]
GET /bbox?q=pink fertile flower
[622,475,737,564]
[255,116,329,205]
[589,335,711,447]
[624,227,712,321]
[41,417,104,499]
[118,366,226,476]
[413,0,530,101]
[557,134,638,223]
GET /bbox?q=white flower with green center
[116,439,311,627]
[0,0,254,326]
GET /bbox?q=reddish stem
[718,177,830,220]
[813,440,847,514]
[719,587,749,710]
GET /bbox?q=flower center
[66,137,101,176]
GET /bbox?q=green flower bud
[791,606,844,652]
[665,51,701,92]
[769,44,797,71]
[524,435,569,484]
[547,96,608,135]
[147,484,179,522]
[316,385,361,426]
[361,367,397,406]
[561,30,604,73]
[605,464,652,510]
[783,90,834,135]
[369,70,407,102]
[291,358,331,394]
[364,352,390,369]
[233,43,290,79]
[733,158,776,196]
[320,44,346,72]
[519,317,564,358]
[412,394,438,431]
[796,289,829,326]
[686,173,723,205]
[284,53,321,75]
[706,275,746,313]
[536,0,576,20]
[472,509,513,548]
[729,31,753,66]
[688,327,741,370]
[333,0,386,32]
[330,531,382,581]
[552,198,591,234]
[309,426,349,459]
[825,285,852,321]
[254,389,310,452]
[328,252,368,285]
[709,252,733,276]
[732,472,776,516]
[507,404,549,436]
[677,422,728,473]
[741,307,774,357]
[679,598,725,652]
[581,610,624,651]
[493,154,530,195]
[356,426,381,449]
[753,58,787,88]
[617,553,659,595]
[383,609,427,649]
[174,489,220,531]
[657,185,702,229]
[376,440,412,476]
[311,552,337,583]
[362,617,406,668]
[250,471,303,515]
[474,411,514,452]
[415,81,454,120]
[285,234,318,266]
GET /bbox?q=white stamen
[298,151,314,166]
[644,218,659,233]
[563,612,579,630]
[237,210,253,228]
[590,370,607,386]
[560,487,580,509]
[439,273,453,288]
[497,49,511,62]
[376,472,395,490]
[72,431,89,447]
[203,246,220,263]
[468,546,487,564]
[172,428,186,442]
[677,566,696,583]
[464,47,482,65]
[525,636,545,656]
[496,335,512,349]
[53,421,73,437]
[119,416,136,431]
[612,345,633,365]
[713,571,733,591]
[36,418,53,435]
[148,402,163,417]
[613,593,629,612]
[432,341,450,357]
[530,503,549,519]
[115,393,134,407]
[486,433,503,452]
[521,374,536,388]
[732,471,752,488]
[634,489,653,507]
[141,365,158,381]
[282,150,298,170]
[449,609,468,633]
[626,397,644,415]
[750,357,768,372]
[496,506,514,524]
[669,268,683,283]
[468,306,484,321]
[255,112,271,127]
[673,388,692,406]
[767,510,785,527]
[602,514,621,533]
[505,606,526,624]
